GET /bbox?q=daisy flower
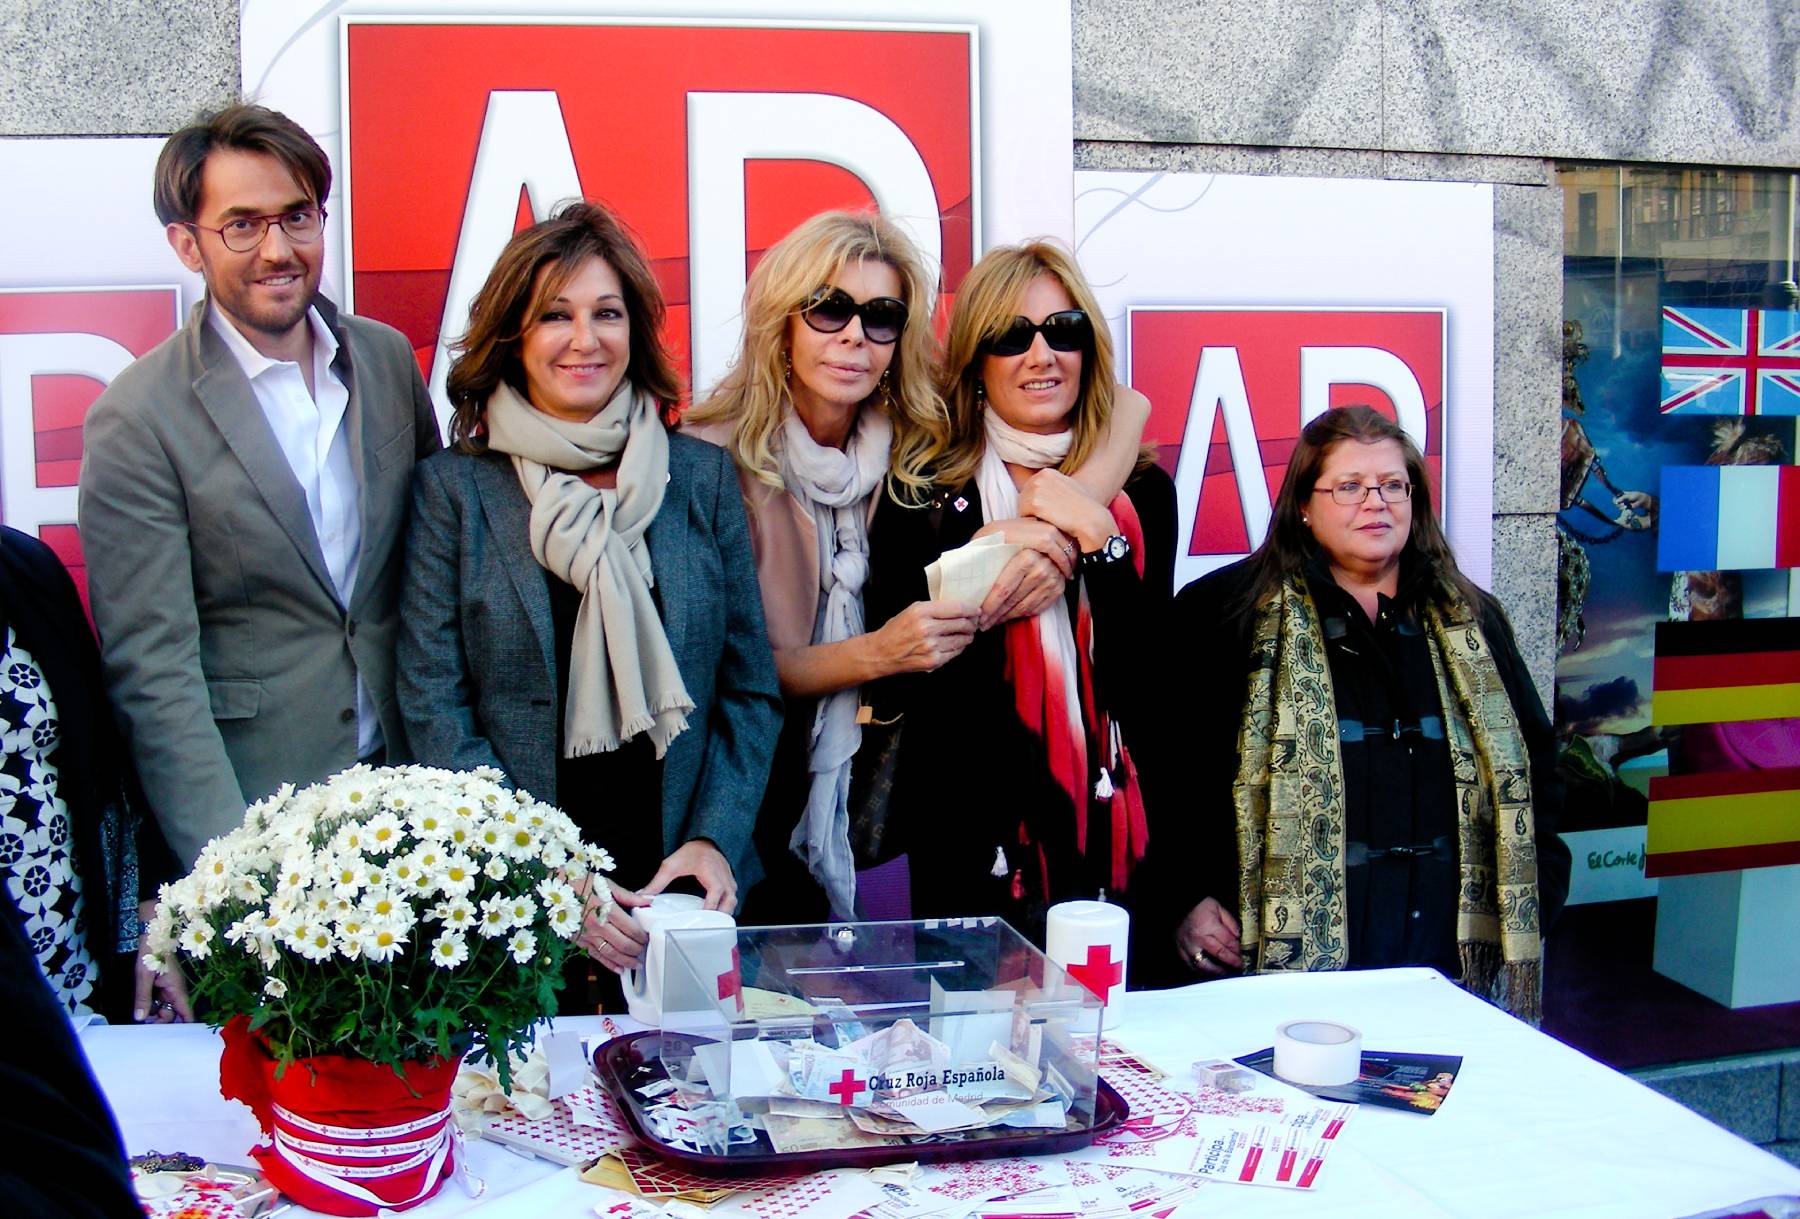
[180,922,215,959]
[477,895,512,939]
[430,932,469,970]
[364,923,409,963]
[364,812,404,856]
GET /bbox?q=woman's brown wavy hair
[446,199,682,451]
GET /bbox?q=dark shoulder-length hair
[446,199,682,452]
[1236,405,1477,618]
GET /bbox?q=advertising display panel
[242,0,1075,423]
[1073,171,1495,591]
[0,2,1072,568]
[0,137,200,562]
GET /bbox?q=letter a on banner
[1171,347,1270,590]
[687,92,941,397]
[430,91,582,425]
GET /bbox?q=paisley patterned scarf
[1230,575,1543,1021]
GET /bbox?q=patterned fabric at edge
[1231,574,1543,1021]
[0,626,99,1015]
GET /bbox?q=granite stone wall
[7,0,1797,706]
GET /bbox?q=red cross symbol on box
[827,1068,866,1106]
[1066,943,1122,1001]
[717,946,742,1008]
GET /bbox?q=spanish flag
[1650,618,1800,726]
[1645,766,1800,877]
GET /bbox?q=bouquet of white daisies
[142,764,613,1083]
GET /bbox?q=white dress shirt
[208,304,381,758]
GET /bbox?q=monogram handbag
[845,704,905,869]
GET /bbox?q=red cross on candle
[827,1068,866,1106]
[716,946,742,1009]
[1066,943,1123,1001]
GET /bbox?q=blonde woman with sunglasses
[861,240,1174,939]
[688,213,1148,923]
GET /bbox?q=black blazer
[864,465,1176,924]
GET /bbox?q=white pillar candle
[1045,899,1130,1030]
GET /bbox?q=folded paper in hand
[926,534,1021,606]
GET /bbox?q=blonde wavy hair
[935,240,1116,489]
[687,210,947,504]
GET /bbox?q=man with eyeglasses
[79,104,440,870]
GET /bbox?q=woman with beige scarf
[398,202,780,1011]
[687,214,1152,924]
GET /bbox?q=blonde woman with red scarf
[863,241,1173,937]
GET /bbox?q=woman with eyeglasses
[1130,406,1568,1019]
[687,214,1148,923]
[861,240,1175,936]
[398,201,781,1010]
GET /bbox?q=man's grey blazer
[79,297,441,866]
[397,435,783,891]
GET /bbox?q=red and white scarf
[975,414,1149,895]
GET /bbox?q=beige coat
[682,417,880,654]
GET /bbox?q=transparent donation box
[594,919,1113,1169]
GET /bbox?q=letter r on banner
[1299,346,1428,443]
[687,91,942,396]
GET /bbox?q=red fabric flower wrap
[218,1016,461,1215]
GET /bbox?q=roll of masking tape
[1272,1019,1363,1086]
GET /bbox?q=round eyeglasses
[1313,480,1413,505]
[186,207,328,253]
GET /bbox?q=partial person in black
[864,241,1171,940]
[0,886,141,1218]
[1132,406,1568,1020]
[0,526,187,1024]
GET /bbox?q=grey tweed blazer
[80,296,439,867]
[396,432,782,890]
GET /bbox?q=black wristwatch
[1081,534,1131,567]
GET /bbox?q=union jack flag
[1660,306,1800,416]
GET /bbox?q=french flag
[1657,465,1800,571]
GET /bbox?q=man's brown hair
[152,104,331,225]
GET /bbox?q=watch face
[1106,535,1129,561]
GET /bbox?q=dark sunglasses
[984,310,1092,357]
[800,287,908,345]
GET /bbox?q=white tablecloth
[83,968,1800,1219]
